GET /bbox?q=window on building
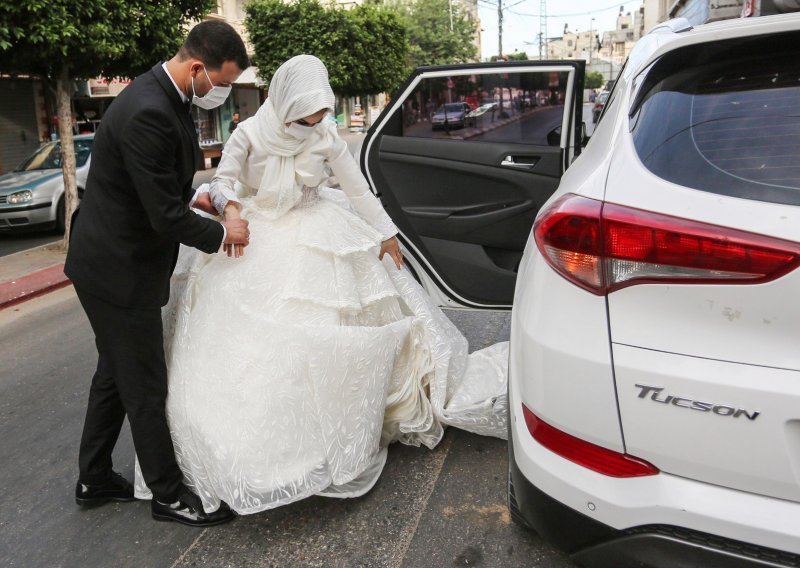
[193,108,221,145]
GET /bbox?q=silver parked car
[431,102,472,131]
[0,134,93,232]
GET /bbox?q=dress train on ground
[134,187,507,514]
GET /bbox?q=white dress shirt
[161,62,227,244]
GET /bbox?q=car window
[400,70,571,146]
[15,138,93,171]
[16,142,60,171]
[74,139,93,167]
[630,32,800,205]
[595,60,626,126]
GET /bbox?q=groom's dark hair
[179,20,250,71]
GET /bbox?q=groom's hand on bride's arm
[222,202,246,258]
[222,218,249,258]
[379,236,403,269]
[191,192,217,216]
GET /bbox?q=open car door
[362,61,585,308]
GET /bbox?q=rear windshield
[630,32,800,206]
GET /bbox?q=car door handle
[500,155,539,170]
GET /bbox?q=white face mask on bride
[284,121,319,140]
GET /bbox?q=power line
[480,1,630,18]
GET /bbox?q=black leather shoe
[151,488,235,527]
[75,471,135,507]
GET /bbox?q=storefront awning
[235,67,264,87]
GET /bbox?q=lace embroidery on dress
[293,185,321,210]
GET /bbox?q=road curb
[0,263,70,310]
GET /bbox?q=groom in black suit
[65,20,250,527]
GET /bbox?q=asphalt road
[0,287,577,568]
[469,107,564,145]
[0,231,62,257]
[395,102,595,145]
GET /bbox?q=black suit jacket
[65,63,224,309]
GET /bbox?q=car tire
[508,469,532,529]
[55,195,66,234]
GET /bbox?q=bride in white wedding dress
[134,55,508,515]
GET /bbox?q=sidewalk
[0,242,69,309]
[0,128,370,311]
[0,166,227,310]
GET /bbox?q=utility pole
[539,0,547,60]
[448,0,453,32]
[498,0,503,57]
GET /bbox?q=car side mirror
[547,126,562,147]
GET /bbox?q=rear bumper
[509,249,800,562]
[509,431,800,567]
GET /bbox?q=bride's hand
[379,237,403,269]
[223,203,245,258]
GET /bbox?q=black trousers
[75,286,182,502]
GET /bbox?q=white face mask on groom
[192,66,232,110]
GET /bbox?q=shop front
[194,66,265,169]
[0,76,50,174]
[72,77,132,135]
[68,69,266,170]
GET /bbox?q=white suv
[508,14,800,566]
[360,12,799,565]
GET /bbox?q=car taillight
[522,404,659,477]
[533,194,800,295]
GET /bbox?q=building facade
[644,0,671,31]
[545,5,645,82]
[595,5,645,80]
[0,77,50,174]
[651,0,800,29]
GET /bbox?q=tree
[347,3,408,95]
[490,52,529,61]
[0,0,214,248]
[585,71,605,90]
[389,0,478,70]
[245,0,407,97]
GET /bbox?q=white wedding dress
[134,186,508,514]
[134,56,508,514]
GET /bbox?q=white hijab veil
[240,54,336,217]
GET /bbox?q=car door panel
[364,62,584,307]
[372,139,562,304]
